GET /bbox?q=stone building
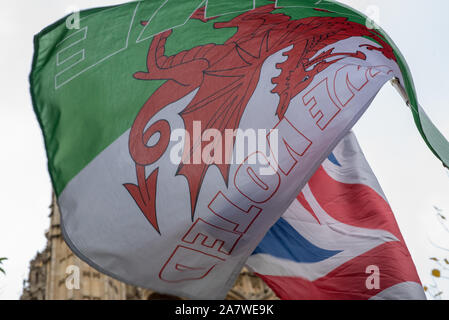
[21,195,277,300]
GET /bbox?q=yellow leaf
[430,257,439,261]
[432,269,441,278]
[424,286,428,291]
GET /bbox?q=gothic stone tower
[21,194,277,300]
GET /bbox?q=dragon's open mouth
[304,48,367,72]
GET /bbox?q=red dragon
[124,4,396,233]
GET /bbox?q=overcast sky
[0,0,448,300]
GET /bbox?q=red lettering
[208,191,262,233]
[268,117,312,176]
[159,245,224,283]
[182,218,242,255]
[234,152,281,203]
[333,64,369,107]
[303,78,341,130]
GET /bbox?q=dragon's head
[210,4,394,121]
[272,42,366,119]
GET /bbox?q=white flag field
[30,1,449,299]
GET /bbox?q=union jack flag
[247,132,425,300]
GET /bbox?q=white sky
[0,0,448,300]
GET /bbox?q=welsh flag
[31,0,449,299]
